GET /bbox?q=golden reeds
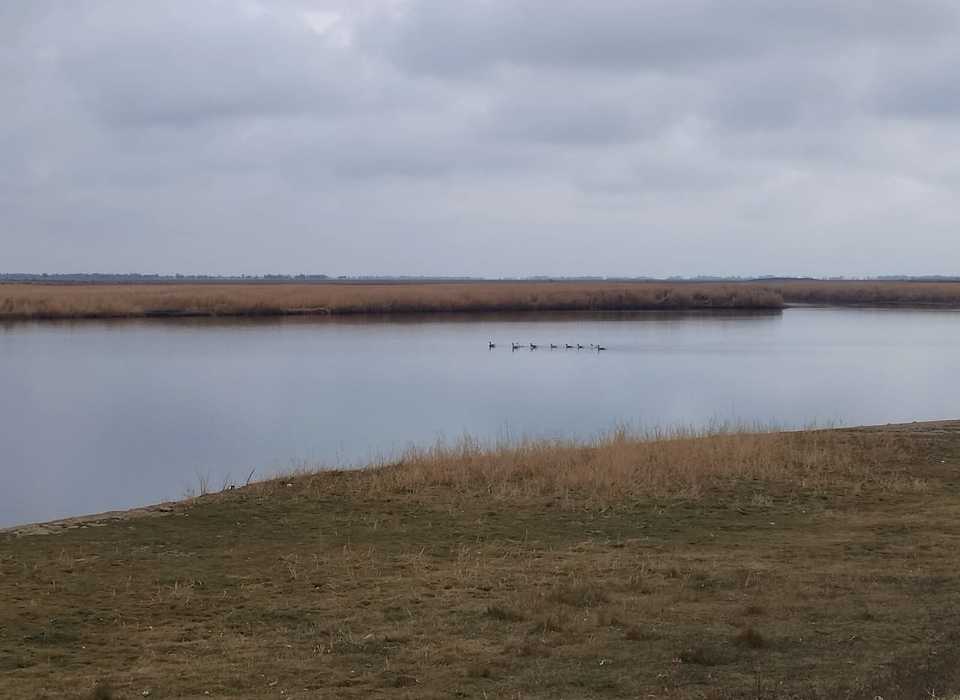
[0,282,783,320]
[266,425,910,504]
[776,280,960,306]
[4,280,959,321]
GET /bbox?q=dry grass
[3,422,960,698]
[318,425,913,504]
[776,280,960,306]
[0,281,783,320]
[6,279,960,321]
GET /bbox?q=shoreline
[5,418,957,535]
[4,302,960,325]
[0,303,788,323]
[4,420,960,697]
[5,280,960,322]
[0,281,786,321]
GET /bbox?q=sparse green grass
[2,422,960,698]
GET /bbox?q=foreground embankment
[0,282,783,319]
[3,422,960,698]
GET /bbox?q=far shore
[3,419,960,698]
[0,280,782,320]
[4,279,960,321]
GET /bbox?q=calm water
[1,307,958,527]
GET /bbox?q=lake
[2,306,958,527]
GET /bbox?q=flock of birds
[488,341,606,351]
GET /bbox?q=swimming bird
[529,343,538,350]
[511,342,520,351]
[577,344,584,350]
[565,344,574,349]
[488,341,496,349]
[597,345,607,351]
[550,343,558,349]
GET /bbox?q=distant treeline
[3,273,960,285]
[0,273,334,284]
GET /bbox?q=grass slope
[2,423,960,698]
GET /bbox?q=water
[2,307,958,527]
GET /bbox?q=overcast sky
[3,1,960,277]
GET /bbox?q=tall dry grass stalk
[286,425,909,503]
[0,282,783,320]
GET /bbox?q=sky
[3,1,960,278]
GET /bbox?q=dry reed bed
[0,282,783,320]
[5,280,960,321]
[254,427,914,504]
[776,280,960,306]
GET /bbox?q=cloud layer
[3,0,960,276]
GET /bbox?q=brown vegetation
[775,279,960,306]
[5,279,960,321]
[0,281,783,320]
[357,426,913,503]
[3,422,960,698]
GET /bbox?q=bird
[488,341,496,349]
[565,344,574,349]
[511,342,521,351]
[550,343,558,349]
[577,344,584,350]
[596,345,607,351]
[529,343,538,350]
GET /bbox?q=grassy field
[3,422,960,698]
[0,282,783,320]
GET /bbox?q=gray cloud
[2,1,960,277]
[367,0,958,76]
[872,49,960,118]
[59,5,381,127]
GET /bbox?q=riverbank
[773,280,960,307]
[0,282,785,320]
[5,280,960,321]
[3,422,960,698]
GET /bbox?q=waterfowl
[529,343,538,350]
[565,344,574,349]
[597,345,607,351]
[511,342,521,351]
[550,344,558,349]
[488,341,496,349]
